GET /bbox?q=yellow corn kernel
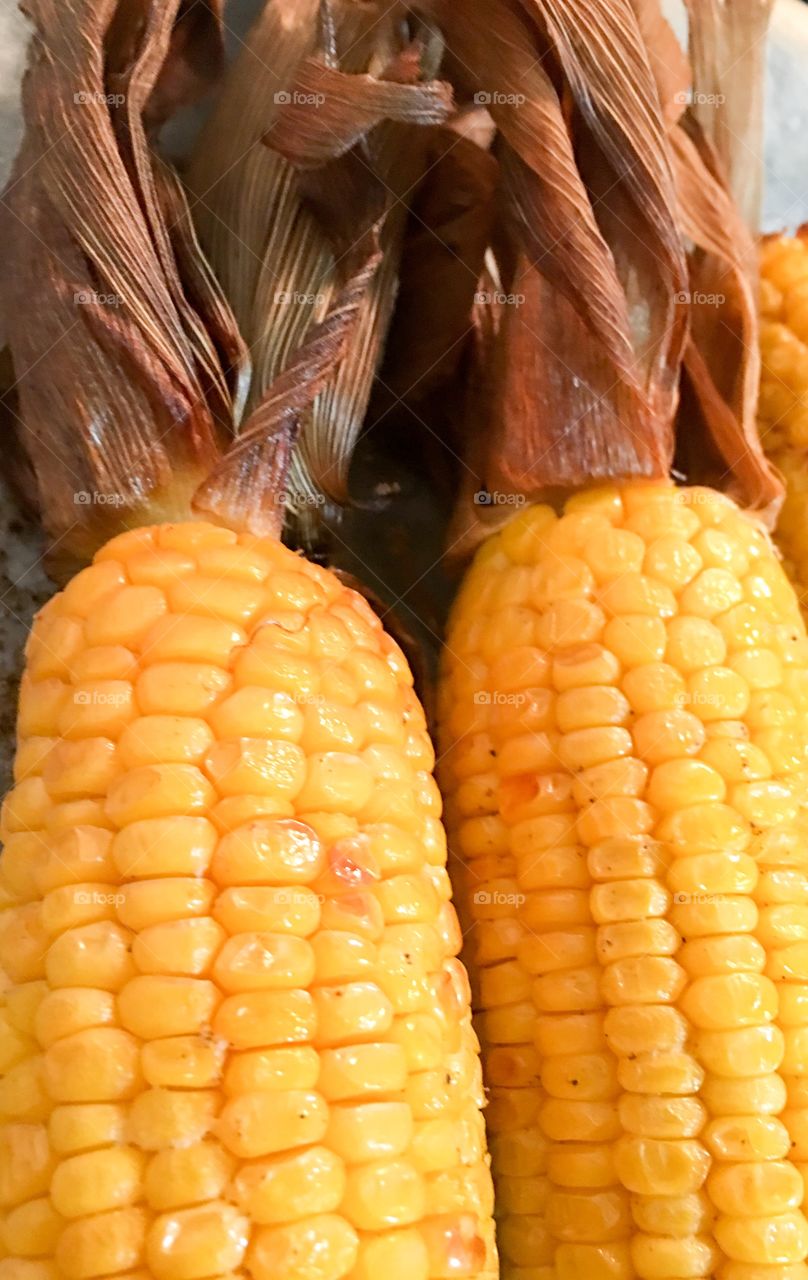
[216,1089,327,1158]
[342,1160,426,1231]
[222,1045,320,1096]
[44,1028,141,1102]
[50,1146,144,1217]
[144,1142,235,1211]
[145,1202,250,1279]
[211,818,324,885]
[135,663,231,715]
[126,1089,219,1150]
[116,878,215,931]
[213,989,316,1049]
[248,1215,358,1280]
[232,1146,346,1223]
[2,1197,63,1256]
[132,916,224,976]
[439,479,808,1273]
[141,1036,225,1088]
[3,522,493,1279]
[117,975,219,1039]
[48,1103,125,1154]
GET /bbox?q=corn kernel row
[439,481,808,1279]
[0,522,496,1280]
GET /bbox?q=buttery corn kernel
[55,1207,148,1277]
[211,818,324,885]
[5,523,494,1277]
[116,877,215,930]
[44,1027,141,1102]
[131,916,224,976]
[127,1089,218,1150]
[51,1146,144,1217]
[222,1045,320,1096]
[143,1142,234,1211]
[145,1202,250,1279]
[438,480,808,1271]
[2,1197,63,1256]
[247,1214,358,1280]
[232,1145,345,1224]
[136,663,231,715]
[140,1036,224,1088]
[48,1104,125,1154]
[213,989,316,1049]
[342,1159,426,1230]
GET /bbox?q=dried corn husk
[401,0,778,554]
[187,1,452,540]
[1,0,246,558]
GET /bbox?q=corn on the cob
[759,231,808,608]
[438,479,808,1280]
[0,520,496,1280]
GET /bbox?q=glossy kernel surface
[439,483,808,1280]
[0,523,496,1280]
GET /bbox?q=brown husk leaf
[426,0,689,530]
[672,121,780,518]
[1,0,244,558]
[187,3,452,542]
[409,0,779,551]
[684,0,774,232]
[376,114,499,426]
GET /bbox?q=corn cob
[438,479,808,1280]
[759,231,808,609]
[0,521,496,1280]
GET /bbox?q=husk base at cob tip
[0,1,499,1277]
